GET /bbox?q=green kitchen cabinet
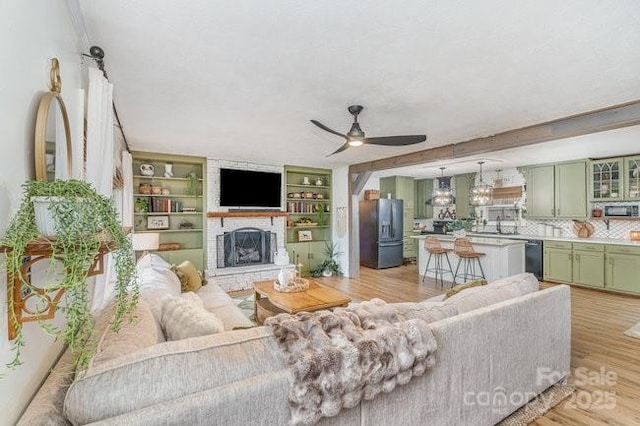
[605,245,640,294]
[526,161,587,219]
[414,178,433,219]
[454,173,474,219]
[555,161,587,218]
[624,155,640,200]
[380,176,414,208]
[543,245,573,283]
[572,249,605,288]
[403,209,416,258]
[526,165,555,218]
[589,158,623,201]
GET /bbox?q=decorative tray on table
[274,277,309,293]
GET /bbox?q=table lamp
[132,232,160,260]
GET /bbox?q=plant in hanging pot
[310,242,343,278]
[1,180,138,373]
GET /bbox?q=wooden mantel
[207,211,289,226]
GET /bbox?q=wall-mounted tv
[219,168,282,208]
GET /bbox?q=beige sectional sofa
[18,256,571,426]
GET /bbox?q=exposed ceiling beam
[350,171,372,196]
[349,100,640,174]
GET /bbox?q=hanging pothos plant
[1,180,138,374]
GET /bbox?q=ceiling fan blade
[311,120,346,138]
[325,141,350,157]
[364,135,427,146]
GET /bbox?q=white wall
[331,166,350,276]
[0,1,82,423]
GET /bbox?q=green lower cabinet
[543,248,572,283]
[287,241,328,275]
[572,250,605,288]
[605,253,640,293]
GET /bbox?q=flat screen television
[219,168,282,208]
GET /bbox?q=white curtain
[121,151,134,228]
[85,67,114,197]
[70,88,85,179]
[86,67,125,312]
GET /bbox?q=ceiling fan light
[348,138,364,147]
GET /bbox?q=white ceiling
[78,1,640,170]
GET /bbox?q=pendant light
[432,167,454,206]
[469,161,493,206]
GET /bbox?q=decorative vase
[164,163,173,178]
[140,164,154,176]
[277,268,289,287]
[315,177,323,186]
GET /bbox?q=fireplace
[216,227,277,268]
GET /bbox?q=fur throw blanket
[265,298,438,426]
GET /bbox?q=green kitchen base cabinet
[544,241,640,295]
[543,247,573,283]
[286,241,326,276]
[605,245,640,294]
[572,250,605,288]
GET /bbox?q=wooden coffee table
[253,279,351,325]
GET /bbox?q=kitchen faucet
[496,216,502,234]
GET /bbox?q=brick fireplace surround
[205,160,296,292]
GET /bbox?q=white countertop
[412,231,640,247]
[410,234,524,247]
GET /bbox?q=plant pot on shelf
[1,180,137,373]
[32,196,90,237]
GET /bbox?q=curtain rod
[82,46,131,153]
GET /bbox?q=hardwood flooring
[314,264,640,426]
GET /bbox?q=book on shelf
[137,197,184,213]
[287,201,322,213]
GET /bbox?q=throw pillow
[161,294,224,341]
[443,279,487,300]
[91,299,161,368]
[391,301,458,323]
[172,260,203,293]
[137,264,182,324]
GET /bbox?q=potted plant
[1,180,137,373]
[311,242,343,277]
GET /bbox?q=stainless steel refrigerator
[359,199,404,269]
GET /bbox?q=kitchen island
[411,234,525,284]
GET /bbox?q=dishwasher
[525,239,543,280]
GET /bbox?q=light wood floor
[313,264,640,426]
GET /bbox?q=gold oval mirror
[34,58,72,181]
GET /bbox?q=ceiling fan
[311,105,427,156]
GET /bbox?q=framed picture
[147,215,170,230]
[298,230,313,242]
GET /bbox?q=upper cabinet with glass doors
[624,156,640,201]
[589,158,623,201]
[590,155,640,201]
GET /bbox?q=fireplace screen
[217,227,276,268]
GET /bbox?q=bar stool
[452,238,486,285]
[422,237,455,288]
